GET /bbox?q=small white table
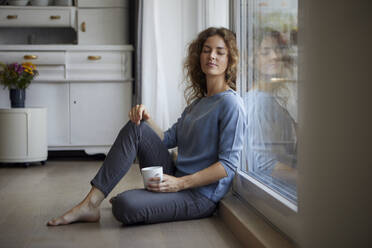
[0,108,47,166]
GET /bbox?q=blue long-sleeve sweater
[162,89,246,202]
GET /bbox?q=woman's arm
[129,104,164,140]
[181,162,228,189]
[147,162,227,193]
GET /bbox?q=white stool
[0,108,47,166]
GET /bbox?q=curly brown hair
[183,27,239,105]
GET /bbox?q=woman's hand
[146,174,185,193]
[129,104,150,125]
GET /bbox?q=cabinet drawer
[67,51,121,65]
[0,51,66,81]
[0,7,75,28]
[67,51,128,80]
[0,52,65,65]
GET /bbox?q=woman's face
[256,36,285,77]
[200,35,229,78]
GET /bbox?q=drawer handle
[81,22,86,32]
[50,15,61,20]
[88,56,101,61]
[24,55,38,60]
[7,15,18,19]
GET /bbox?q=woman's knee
[120,120,136,134]
[111,190,145,225]
[120,120,149,136]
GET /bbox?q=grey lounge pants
[91,121,216,225]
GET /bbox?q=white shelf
[0,44,134,51]
[0,6,76,10]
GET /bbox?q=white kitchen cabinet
[0,6,76,28]
[77,8,129,45]
[0,45,133,155]
[0,0,132,155]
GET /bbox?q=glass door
[233,0,299,242]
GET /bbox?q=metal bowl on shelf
[7,0,29,6]
[54,0,72,6]
[30,0,48,6]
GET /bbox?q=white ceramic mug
[141,166,163,189]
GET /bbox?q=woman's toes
[47,215,68,226]
[47,219,57,226]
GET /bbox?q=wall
[298,0,371,247]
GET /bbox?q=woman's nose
[209,50,217,60]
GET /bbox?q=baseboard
[218,193,295,248]
[47,150,106,161]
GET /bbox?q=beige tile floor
[0,160,243,248]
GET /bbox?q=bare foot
[47,201,100,226]
[47,186,104,226]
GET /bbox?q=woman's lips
[207,62,217,67]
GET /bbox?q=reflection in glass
[242,0,298,202]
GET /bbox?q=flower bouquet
[0,62,38,108]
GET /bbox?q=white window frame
[230,0,299,243]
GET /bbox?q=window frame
[230,0,299,242]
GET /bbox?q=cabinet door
[70,82,131,146]
[26,82,70,146]
[77,8,129,45]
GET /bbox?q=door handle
[24,55,38,60]
[50,15,61,20]
[7,15,18,19]
[81,22,86,32]
[88,56,102,61]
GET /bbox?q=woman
[47,27,246,226]
[245,29,297,187]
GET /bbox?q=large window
[233,0,299,241]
